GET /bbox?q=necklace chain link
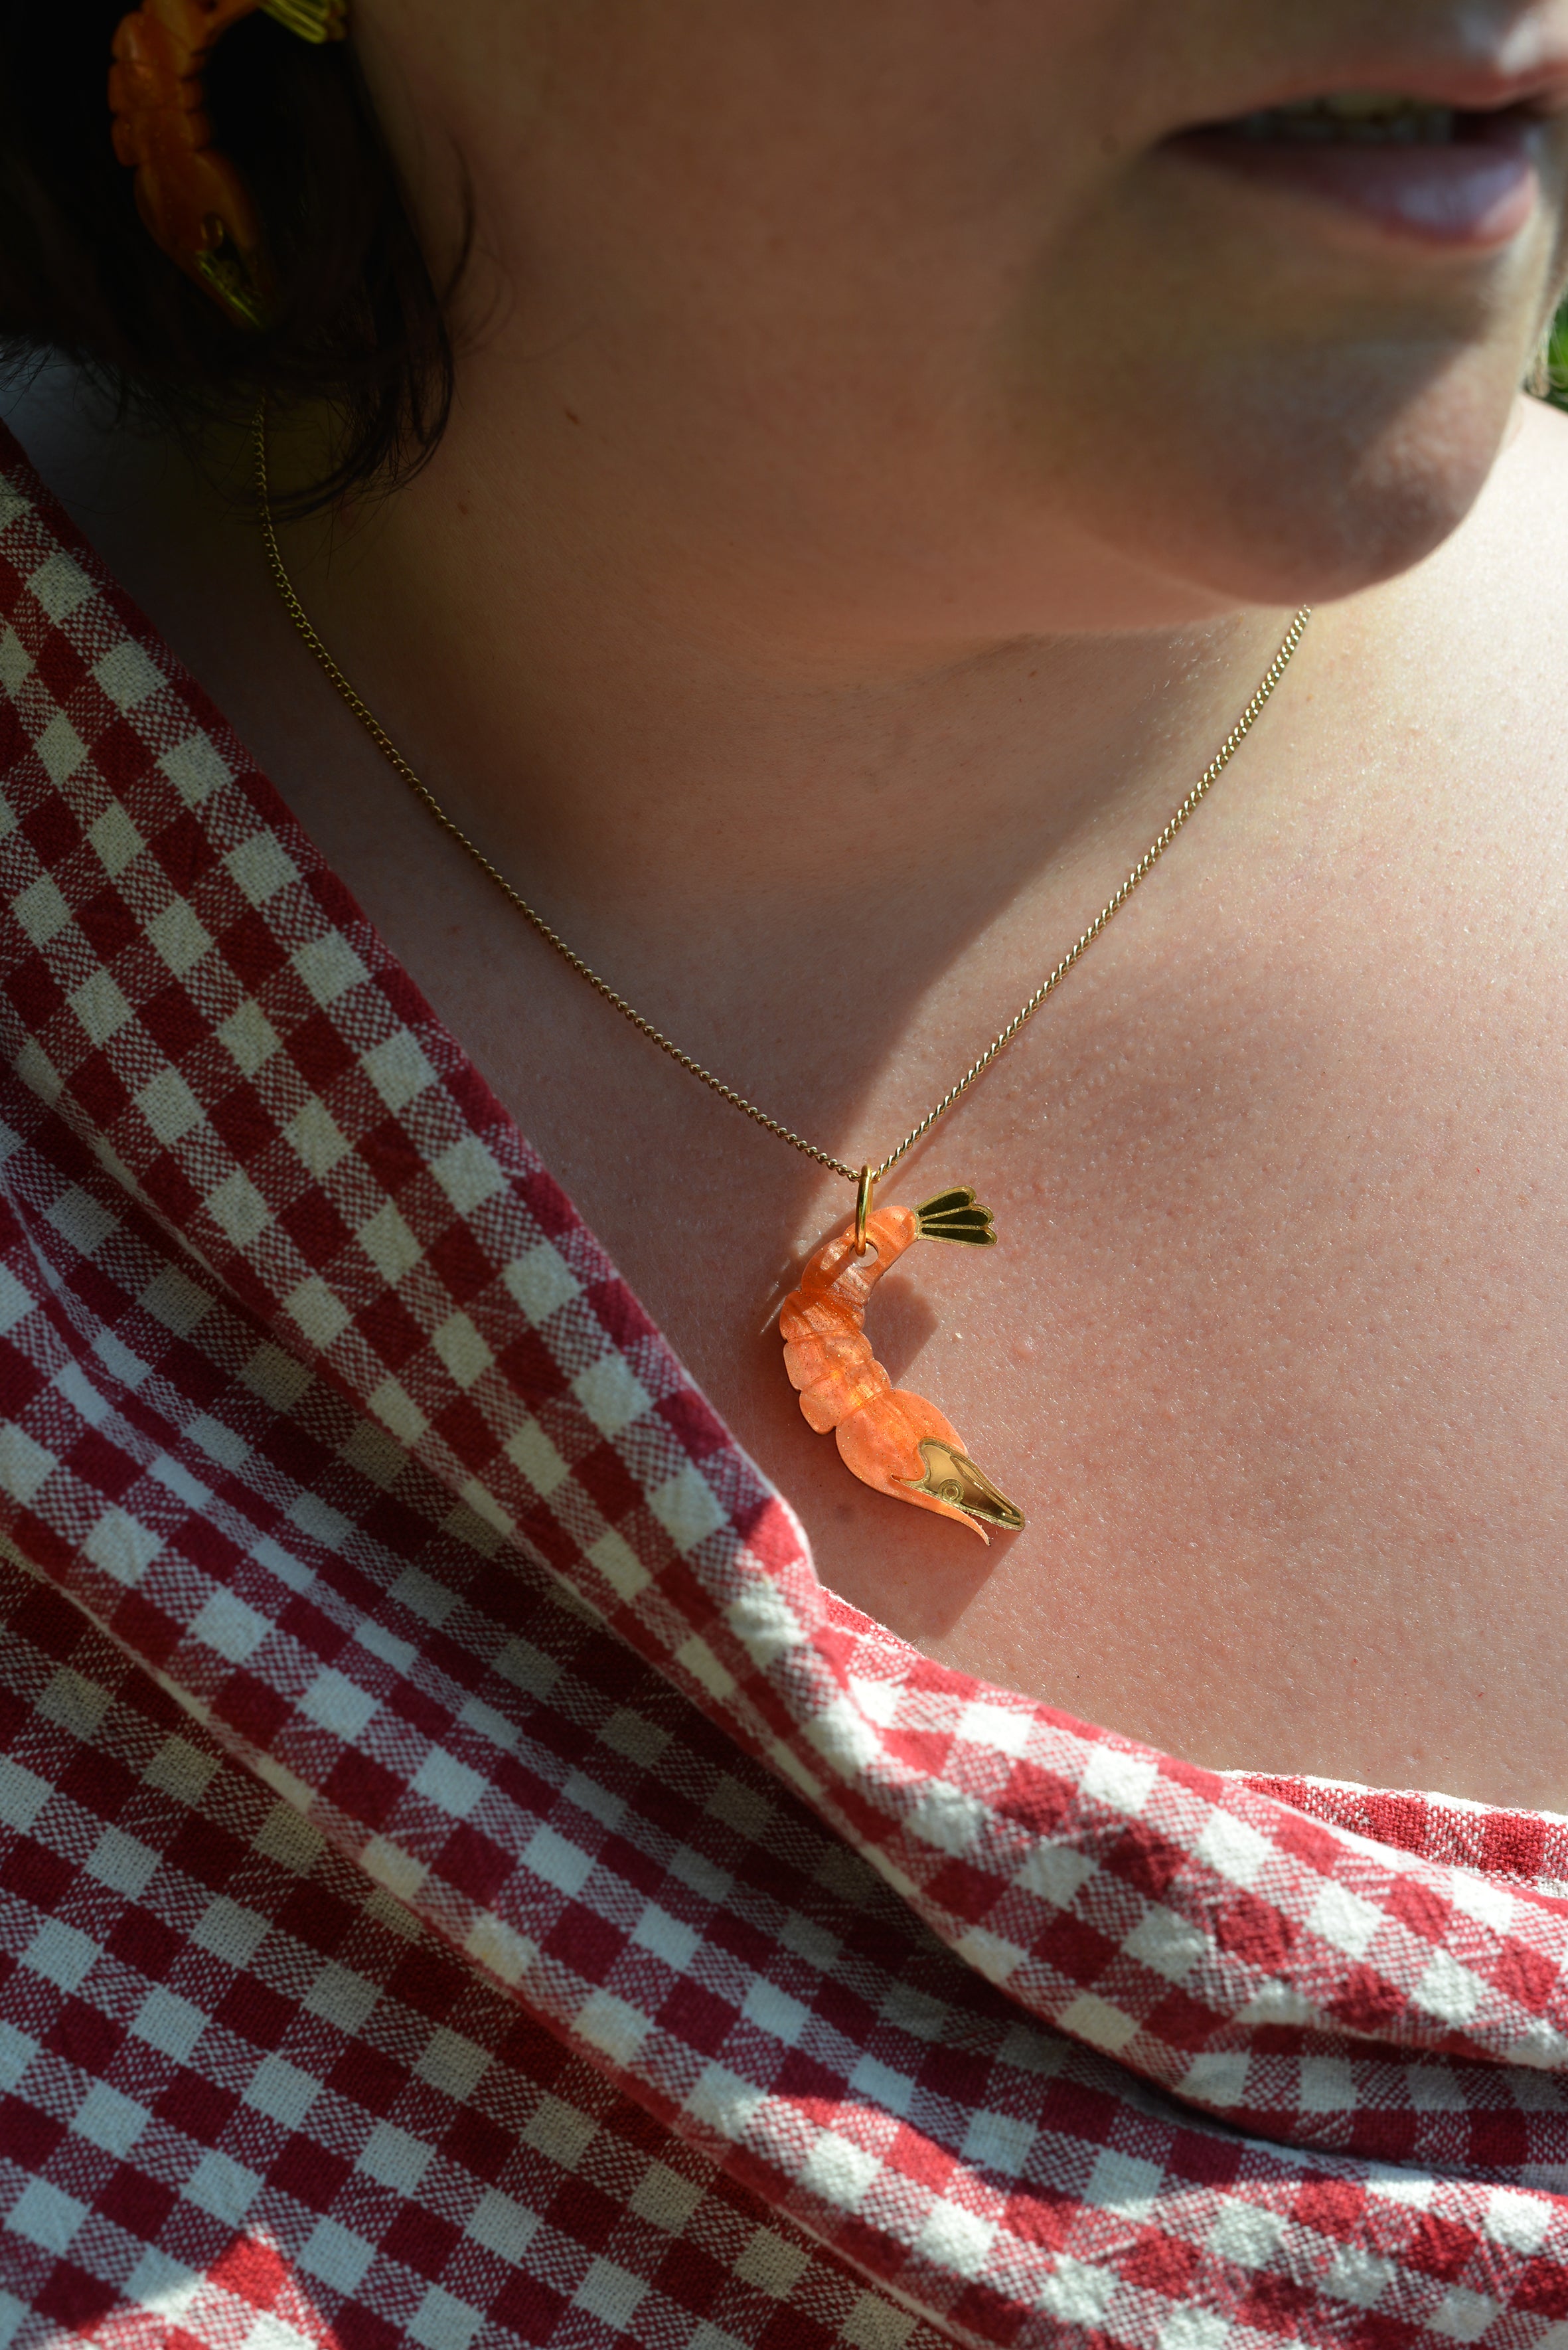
[254,412,1309,1191]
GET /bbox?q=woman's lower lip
[1165,124,1538,249]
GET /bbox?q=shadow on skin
[862,1272,939,1386]
[824,1481,1000,1642]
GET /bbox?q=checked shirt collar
[4,422,1568,2350]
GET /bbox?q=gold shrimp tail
[262,0,348,37]
[915,1188,997,1245]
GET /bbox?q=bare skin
[9,0,1568,1805]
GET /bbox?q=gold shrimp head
[902,1438,1024,1535]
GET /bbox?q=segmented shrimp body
[781,1193,1024,1543]
[109,0,345,328]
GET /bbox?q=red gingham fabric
[3,421,1568,2350]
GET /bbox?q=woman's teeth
[1232,94,1460,145]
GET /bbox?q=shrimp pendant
[781,1187,1025,1543]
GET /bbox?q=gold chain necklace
[254,412,1309,1541]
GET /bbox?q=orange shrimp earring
[781,1180,1026,1544]
[109,0,348,331]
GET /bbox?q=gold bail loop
[854,1164,876,1256]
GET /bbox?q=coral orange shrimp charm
[109,0,347,331]
[781,1179,1025,1543]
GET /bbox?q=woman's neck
[0,361,1310,1133]
[266,384,1297,983]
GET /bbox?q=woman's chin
[1033,335,1536,613]
[1158,460,1496,608]
[1178,422,1512,609]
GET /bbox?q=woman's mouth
[1166,91,1545,248]
[1229,94,1478,146]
